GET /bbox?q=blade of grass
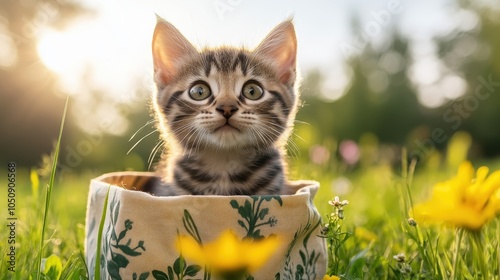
[37,95,69,280]
[95,186,111,279]
[451,228,464,280]
[402,148,408,181]
[399,148,409,219]
[406,159,417,213]
[470,231,489,279]
[400,148,417,218]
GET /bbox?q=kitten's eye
[242,82,264,100]
[189,83,211,100]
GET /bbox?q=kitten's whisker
[249,127,264,148]
[148,140,164,169]
[260,121,286,131]
[259,118,302,158]
[248,127,262,150]
[252,121,294,157]
[294,119,310,125]
[183,126,199,158]
[198,133,209,155]
[180,126,196,145]
[127,130,158,155]
[285,137,301,160]
[259,122,284,137]
[171,123,195,135]
[170,114,197,124]
[173,123,196,149]
[171,120,203,137]
[129,118,156,141]
[251,126,274,150]
[178,100,201,112]
[262,120,302,159]
[289,130,306,143]
[195,128,208,154]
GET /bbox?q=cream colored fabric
[85,172,326,280]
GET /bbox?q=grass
[36,95,69,280]
[1,155,499,279]
[0,116,499,279]
[0,168,90,279]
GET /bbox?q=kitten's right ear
[152,17,197,85]
[255,19,297,85]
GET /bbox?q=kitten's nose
[216,104,238,119]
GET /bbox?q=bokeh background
[1,0,499,178]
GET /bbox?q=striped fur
[150,18,299,196]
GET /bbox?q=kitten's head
[152,18,298,151]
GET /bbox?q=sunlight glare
[37,31,79,74]
[0,33,17,67]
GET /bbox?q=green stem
[95,187,111,279]
[254,221,271,227]
[451,228,464,280]
[406,159,417,211]
[327,234,335,275]
[326,215,336,275]
[401,149,409,218]
[470,230,488,279]
[36,95,69,280]
[254,198,264,221]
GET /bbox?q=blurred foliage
[433,0,500,157]
[0,0,92,164]
[299,33,421,147]
[299,0,500,164]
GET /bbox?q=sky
[35,0,471,134]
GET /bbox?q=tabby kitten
[149,17,299,196]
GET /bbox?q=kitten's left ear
[255,19,297,84]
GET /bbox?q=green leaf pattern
[98,192,149,280]
[279,215,322,280]
[230,196,282,239]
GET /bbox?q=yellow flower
[323,275,341,280]
[354,226,377,242]
[176,230,280,276]
[413,161,500,230]
[30,169,40,200]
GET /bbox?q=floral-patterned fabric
[85,172,326,280]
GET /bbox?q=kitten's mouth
[214,123,240,132]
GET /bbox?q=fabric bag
[85,172,326,279]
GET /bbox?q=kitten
[149,17,299,196]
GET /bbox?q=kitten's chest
[170,150,284,195]
[202,153,247,173]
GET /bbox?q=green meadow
[1,131,499,279]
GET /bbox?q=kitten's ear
[255,20,297,84]
[152,17,197,85]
